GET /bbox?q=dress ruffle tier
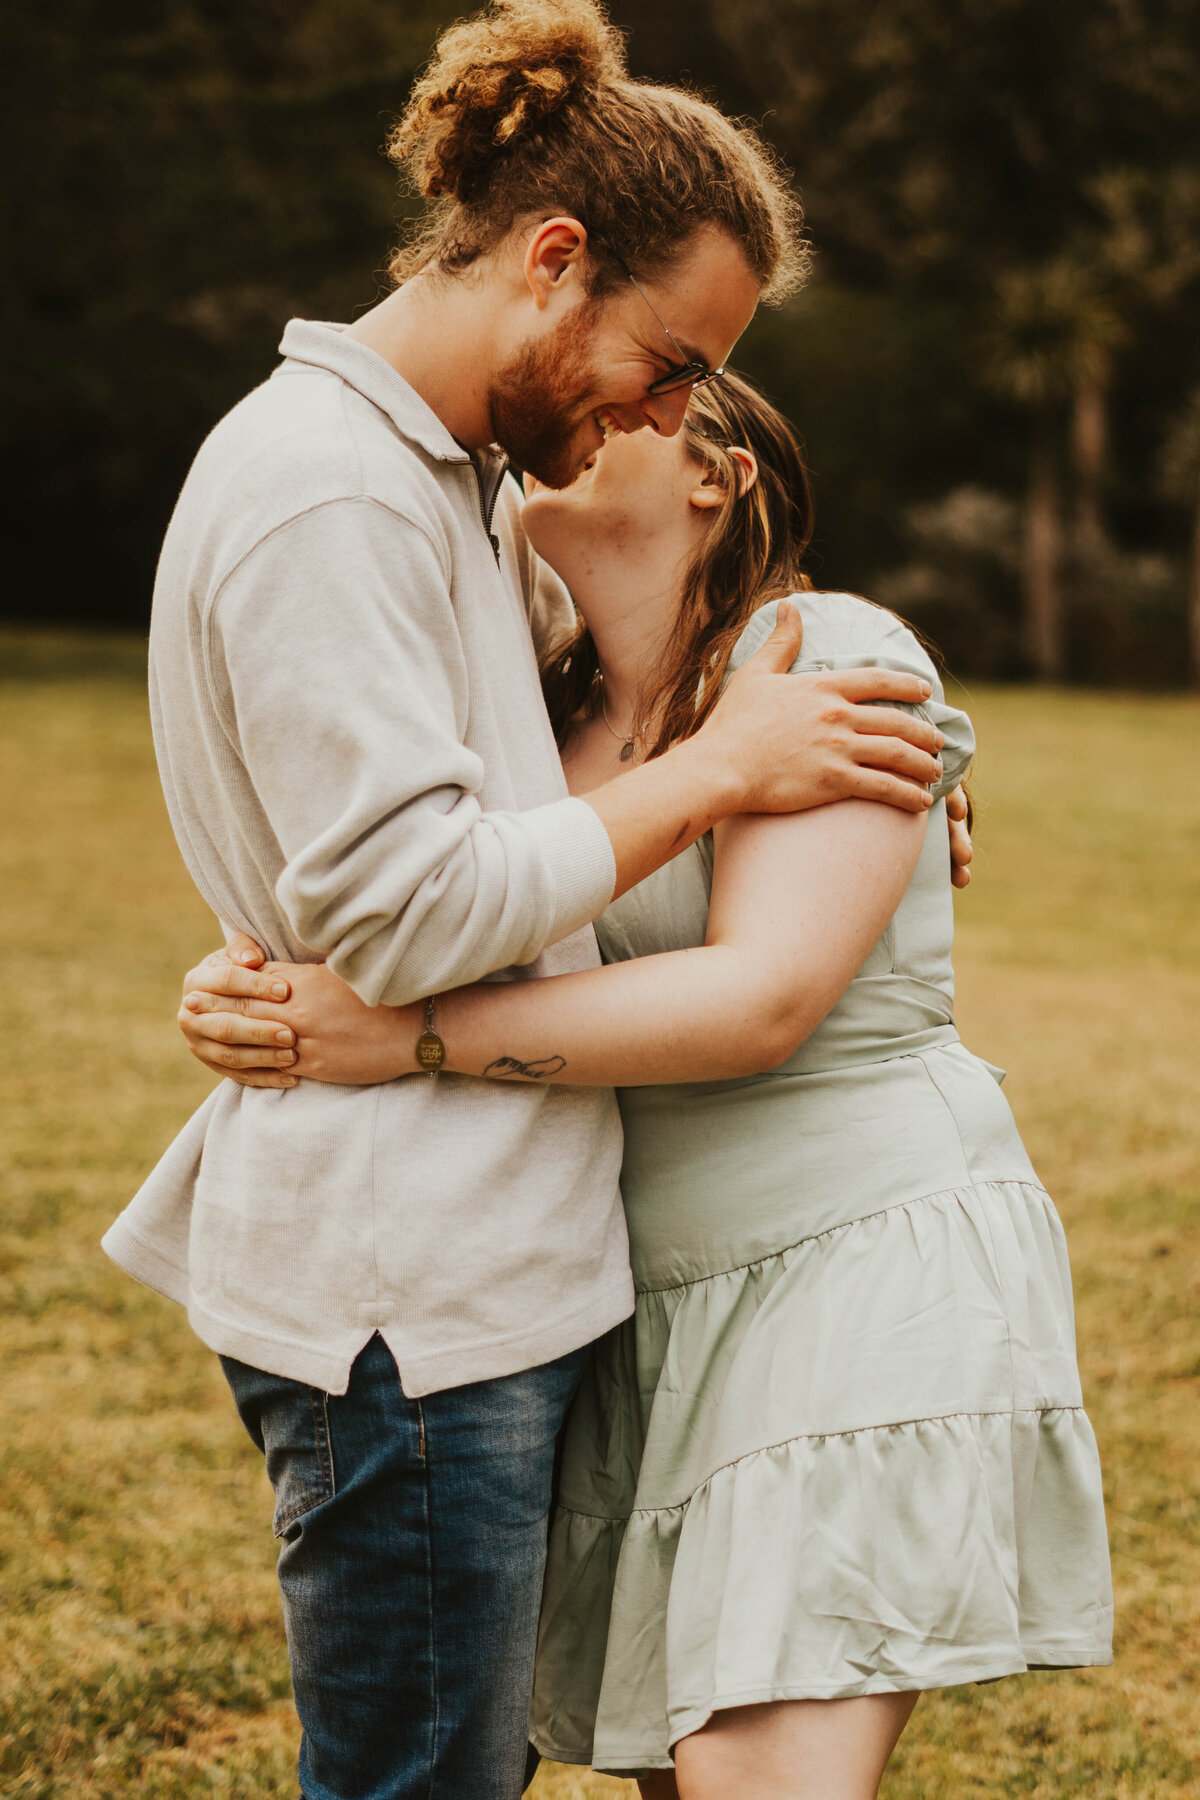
[530,1178,1113,1777]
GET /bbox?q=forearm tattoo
[482,1053,567,1080]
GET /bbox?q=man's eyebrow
[635,311,709,368]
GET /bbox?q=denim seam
[271,1389,336,1536]
[419,1398,438,1799]
[309,1386,336,1503]
[367,1083,383,1312]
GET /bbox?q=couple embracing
[104,3,1112,1796]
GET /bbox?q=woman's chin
[520,502,596,587]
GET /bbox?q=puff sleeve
[727,594,974,801]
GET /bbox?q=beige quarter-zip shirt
[103,320,632,1395]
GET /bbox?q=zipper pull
[489,533,501,563]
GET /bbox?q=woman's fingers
[224,1068,300,1089]
[226,931,268,968]
[194,1036,295,1070]
[177,1002,297,1073]
[944,783,973,887]
[182,987,291,1024]
[948,818,974,887]
[182,1003,295,1046]
[180,961,291,1005]
[207,1041,295,1068]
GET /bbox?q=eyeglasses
[624,269,725,397]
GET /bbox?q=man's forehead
[638,235,758,357]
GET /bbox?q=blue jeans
[221,1333,588,1800]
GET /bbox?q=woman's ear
[688,446,760,511]
[729,447,759,497]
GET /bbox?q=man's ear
[689,445,760,510]
[524,217,589,311]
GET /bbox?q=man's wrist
[664,732,743,830]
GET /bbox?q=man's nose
[638,384,694,436]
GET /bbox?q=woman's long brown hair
[539,370,816,758]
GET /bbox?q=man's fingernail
[237,950,256,963]
[934,730,945,749]
[278,1050,296,1065]
[275,1029,295,1046]
[270,982,289,1000]
[919,681,932,697]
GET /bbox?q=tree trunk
[1072,347,1110,563]
[1190,485,1200,688]
[1024,422,1064,680]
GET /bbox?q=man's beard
[489,302,602,489]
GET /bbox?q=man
[103,4,958,1794]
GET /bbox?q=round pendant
[619,739,636,761]
[416,1029,446,1073]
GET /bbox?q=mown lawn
[1,632,1197,1798]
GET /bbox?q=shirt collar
[277,318,477,465]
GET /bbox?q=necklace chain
[598,681,640,761]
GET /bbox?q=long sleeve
[208,495,615,1004]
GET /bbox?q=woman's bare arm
[181,800,928,1088]
[433,800,926,1083]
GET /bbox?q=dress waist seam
[633,1176,1049,1296]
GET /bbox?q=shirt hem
[101,1216,190,1306]
[102,1201,634,1398]
[178,1275,636,1397]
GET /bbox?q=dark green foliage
[3,1,1199,679]
[0,2,450,628]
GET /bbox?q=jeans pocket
[221,1356,337,1538]
[267,1385,336,1538]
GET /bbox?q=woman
[180,374,1112,1798]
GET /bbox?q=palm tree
[1084,165,1200,564]
[1159,387,1200,687]
[985,266,1115,680]
[1070,337,1118,567]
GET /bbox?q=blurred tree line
[4,0,1200,682]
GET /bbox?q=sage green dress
[529,594,1113,1778]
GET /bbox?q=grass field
[1,630,1198,1797]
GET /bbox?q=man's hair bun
[386,0,808,305]
[392,0,626,204]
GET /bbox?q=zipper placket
[472,453,509,564]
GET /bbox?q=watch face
[416,1030,446,1072]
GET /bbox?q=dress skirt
[529,1044,1113,1776]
